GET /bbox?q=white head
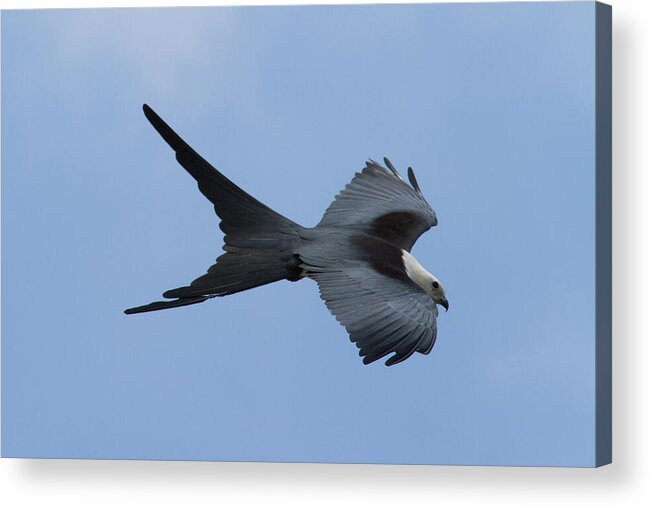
[401,250,449,311]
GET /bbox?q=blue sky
[2,2,598,466]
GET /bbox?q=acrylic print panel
[1,2,611,466]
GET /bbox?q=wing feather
[317,160,437,251]
[312,264,438,366]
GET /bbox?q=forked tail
[124,105,304,315]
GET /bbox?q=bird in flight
[126,105,449,366]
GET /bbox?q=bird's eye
[432,281,439,289]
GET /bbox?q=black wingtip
[384,157,405,180]
[384,351,415,367]
[407,166,422,195]
[361,352,404,367]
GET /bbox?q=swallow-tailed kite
[125,105,448,366]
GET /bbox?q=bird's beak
[439,298,449,312]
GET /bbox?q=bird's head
[401,250,449,312]
[429,277,449,312]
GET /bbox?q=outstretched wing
[311,264,438,366]
[317,159,437,252]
